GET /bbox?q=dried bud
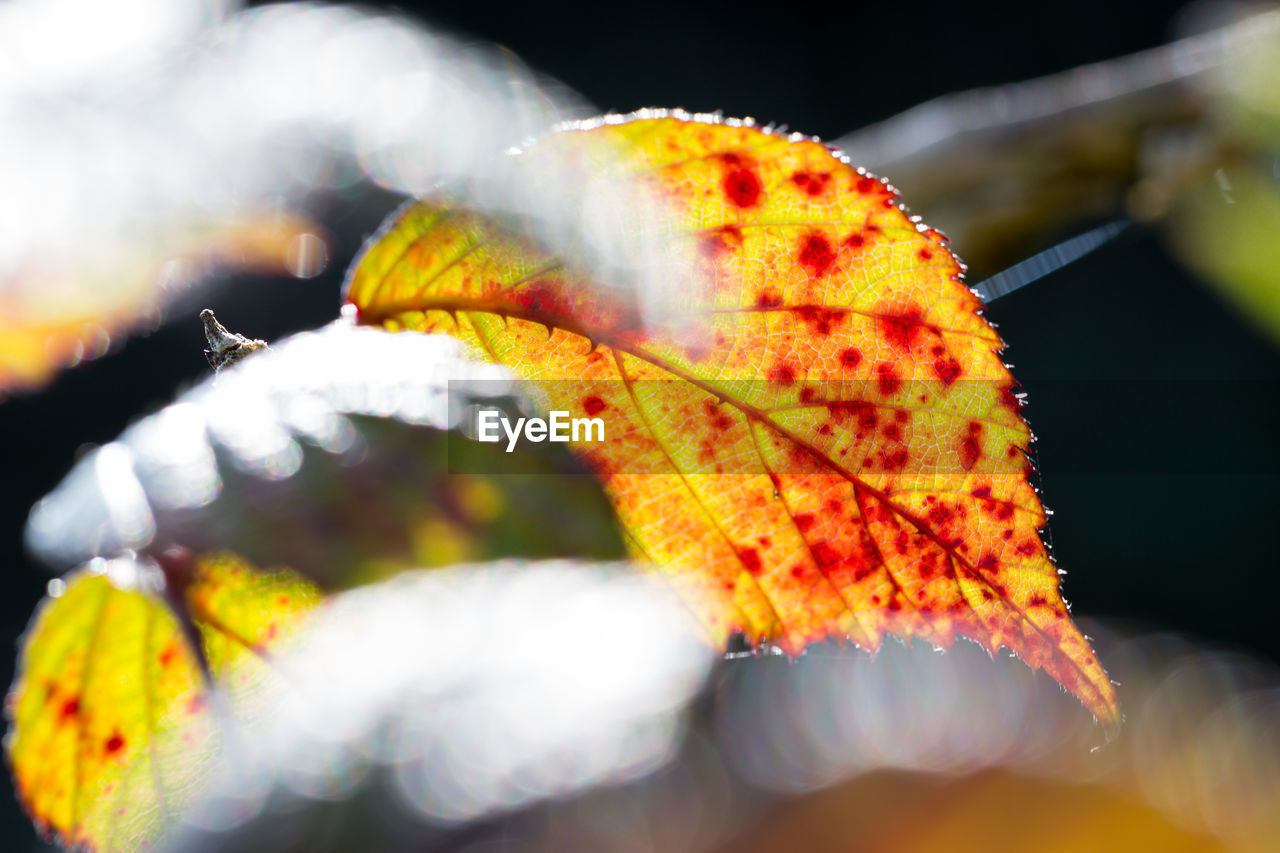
[200,309,268,371]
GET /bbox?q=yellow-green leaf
[6,552,321,851]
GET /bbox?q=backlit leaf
[6,552,321,852]
[346,112,1119,731]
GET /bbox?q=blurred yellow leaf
[1168,167,1280,343]
[0,213,325,396]
[6,552,321,851]
[718,768,1230,853]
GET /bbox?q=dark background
[3,0,1278,846]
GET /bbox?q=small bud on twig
[200,309,268,371]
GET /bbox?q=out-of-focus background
[2,0,1279,849]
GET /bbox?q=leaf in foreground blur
[163,561,710,852]
[1,0,703,395]
[25,323,623,587]
[153,619,1280,853]
[6,553,321,852]
[346,112,1119,731]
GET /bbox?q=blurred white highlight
[714,628,1280,852]
[178,562,711,834]
[1,0,693,381]
[24,323,516,569]
[26,442,156,566]
[715,638,1085,793]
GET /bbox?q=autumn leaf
[345,111,1119,731]
[6,552,321,852]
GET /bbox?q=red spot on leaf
[856,177,876,194]
[739,547,763,575]
[756,290,783,309]
[998,384,1021,412]
[104,730,125,757]
[797,305,844,336]
[703,224,744,258]
[917,247,933,261]
[516,281,564,316]
[927,504,956,527]
[792,171,831,196]
[512,279,644,342]
[883,447,909,470]
[875,363,902,396]
[724,167,762,208]
[811,542,839,569]
[881,308,925,351]
[58,697,79,722]
[959,422,983,471]
[798,233,836,276]
[933,356,962,386]
[582,396,607,416]
[831,401,878,437]
[769,364,797,386]
[704,399,734,431]
[839,347,863,369]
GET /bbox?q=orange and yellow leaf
[6,553,321,851]
[346,112,1119,731]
